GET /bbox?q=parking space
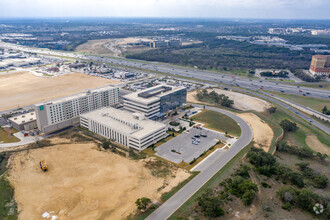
[155,127,229,164]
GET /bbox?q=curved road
[146,105,253,220]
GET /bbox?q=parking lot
[155,127,229,164]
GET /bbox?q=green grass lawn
[269,91,330,113]
[295,83,330,91]
[192,110,241,137]
[0,128,20,143]
[260,106,330,148]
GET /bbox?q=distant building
[311,29,330,36]
[309,55,330,77]
[80,107,166,151]
[168,39,182,47]
[34,86,119,134]
[123,85,187,119]
[8,112,37,131]
[150,40,168,48]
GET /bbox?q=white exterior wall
[123,99,160,118]
[80,115,166,151]
[45,87,119,127]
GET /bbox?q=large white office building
[80,107,166,151]
[34,86,119,134]
[123,85,187,119]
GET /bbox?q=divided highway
[1,41,330,100]
[146,105,253,220]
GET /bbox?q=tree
[267,107,277,114]
[322,106,328,114]
[197,189,224,217]
[242,190,257,206]
[135,197,151,211]
[280,119,298,132]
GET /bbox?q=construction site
[4,129,190,220]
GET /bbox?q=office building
[80,107,166,151]
[309,55,330,76]
[34,86,119,134]
[123,85,187,119]
[8,112,37,131]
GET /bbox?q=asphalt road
[146,104,253,220]
[1,42,328,133]
[1,41,329,100]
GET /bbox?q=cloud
[0,0,329,19]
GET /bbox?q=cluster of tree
[277,186,330,218]
[197,189,225,217]
[293,70,321,82]
[280,119,298,132]
[196,89,234,107]
[197,164,258,217]
[296,162,328,189]
[276,141,327,160]
[322,106,330,115]
[221,176,258,206]
[127,38,315,71]
[247,147,305,188]
[260,70,289,78]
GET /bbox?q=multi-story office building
[34,86,119,134]
[309,55,330,76]
[123,85,187,119]
[80,107,166,151]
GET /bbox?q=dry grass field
[187,89,271,112]
[0,71,121,111]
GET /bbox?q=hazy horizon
[0,0,329,20]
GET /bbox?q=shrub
[135,197,151,211]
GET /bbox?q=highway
[146,105,253,220]
[1,41,329,133]
[1,41,330,101]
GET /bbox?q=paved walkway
[0,132,45,148]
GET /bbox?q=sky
[0,0,329,19]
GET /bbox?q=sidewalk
[0,132,44,148]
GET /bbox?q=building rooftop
[34,85,118,106]
[80,107,165,139]
[9,112,36,125]
[313,55,330,59]
[123,85,185,104]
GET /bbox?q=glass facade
[159,88,187,113]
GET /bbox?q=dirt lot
[238,113,274,152]
[8,141,190,220]
[0,71,121,111]
[76,37,153,57]
[306,135,330,156]
[187,89,271,112]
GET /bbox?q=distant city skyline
[0,0,330,20]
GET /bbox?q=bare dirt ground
[306,135,330,156]
[76,37,153,57]
[8,142,190,220]
[187,89,271,112]
[238,113,274,152]
[0,71,121,111]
